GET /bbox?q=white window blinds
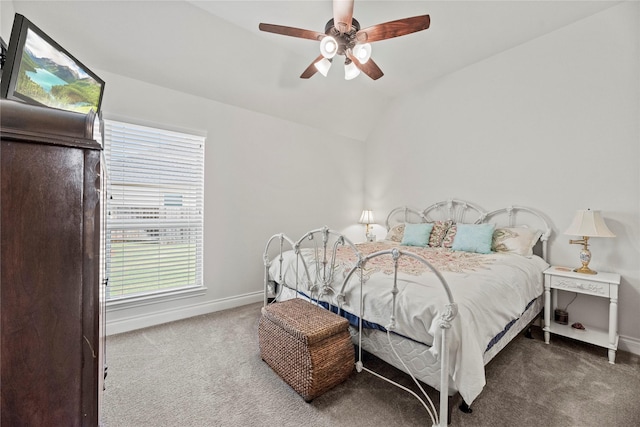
[103,120,204,300]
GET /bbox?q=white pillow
[492,227,542,257]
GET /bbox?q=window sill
[106,286,207,312]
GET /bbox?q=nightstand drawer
[549,275,609,297]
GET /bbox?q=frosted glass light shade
[319,36,338,59]
[564,210,615,238]
[353,43,372,64]
[344,61,360,80]
[314,58,332,77]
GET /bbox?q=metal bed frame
[262,199,552,426]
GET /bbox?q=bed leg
[459,400,473,414]
[524,326,534,339]
[450,392,472,415]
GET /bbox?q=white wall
[364,2,640,354]
[0,0,364,333]
[0,2,15,43]
[78,71,365,334]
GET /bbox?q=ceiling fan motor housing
[324,18,360,56]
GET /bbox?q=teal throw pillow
[451,223,496,254]
[400,223,434,247]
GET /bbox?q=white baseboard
[619,334,640,357]
[105,293,640,358]
[106,291,263,336]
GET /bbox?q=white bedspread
[269,242,549,404]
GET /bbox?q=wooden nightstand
[543,266,621,363]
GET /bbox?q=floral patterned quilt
[341,241,494,275]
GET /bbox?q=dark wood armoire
[1,99,104,426]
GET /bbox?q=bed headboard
[384,199,552,261]
[385,199,486,229]
[482,206,551,261]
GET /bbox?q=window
[103,120,204,300]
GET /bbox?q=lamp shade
[564,210,615,238]
[359,210,375,225]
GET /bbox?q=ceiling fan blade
[356,15,430,43]
[346,51,384,80]
[333,0,354,34]
[300,54,325,79]
[259,23,325,41]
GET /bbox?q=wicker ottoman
[258,298,355,402]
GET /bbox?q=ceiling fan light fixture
[314,58,332,77]
[344,61,360,80]
[258,2,431,81]
[319,36,338,59]
[352,43,372,64]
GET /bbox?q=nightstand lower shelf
[544,322,618,350]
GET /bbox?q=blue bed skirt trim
[297,292,388,332]
[320,300,388,332]
[294,291,539,353]
[484,297,537,352]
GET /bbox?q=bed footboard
[263,226,360,305]
[340,248,458,427]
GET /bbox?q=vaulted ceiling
[4,1,620,140]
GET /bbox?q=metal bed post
[340,248,458,427]
[263,233,296,306]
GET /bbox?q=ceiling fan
[258,0,430,81]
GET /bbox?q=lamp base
[573,265,598,275]
[569,237,597,274]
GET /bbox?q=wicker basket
[259,298,355,401]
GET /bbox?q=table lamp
[564,209,615,274]
[359,210,375,242]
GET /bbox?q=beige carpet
[102,302,640,426]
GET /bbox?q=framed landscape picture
[0,14,104,115]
